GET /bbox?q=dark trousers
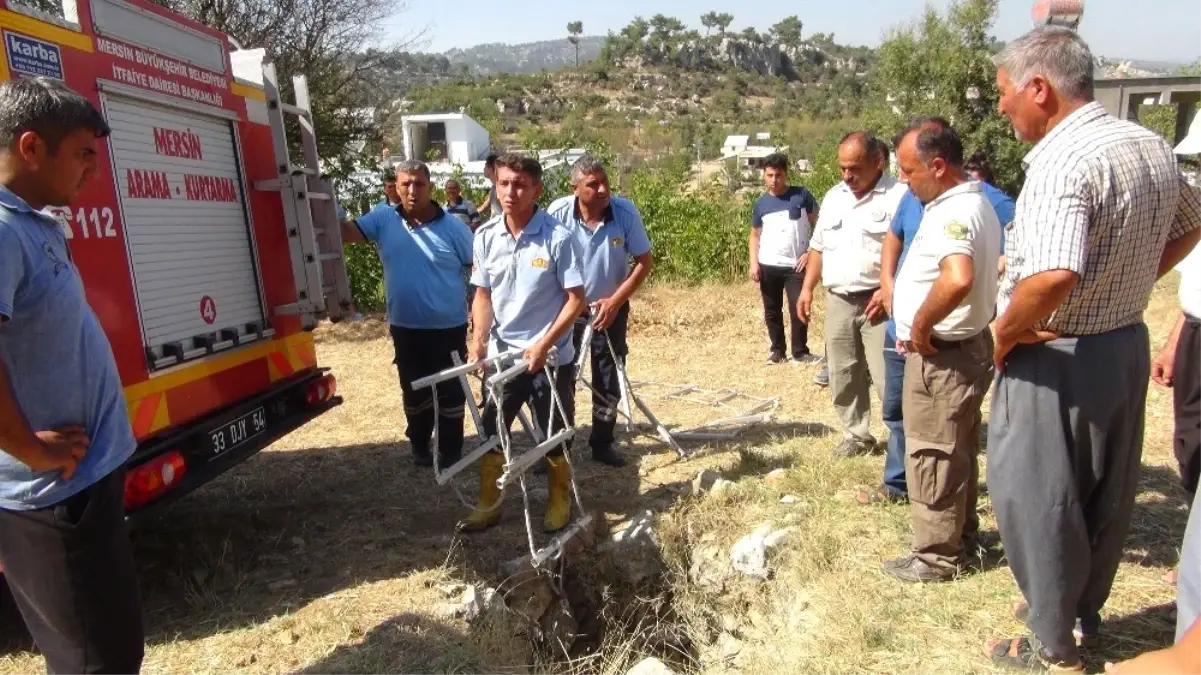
[988,324,1149,660]
[482,362,576,457]
[1175,317,1201,496]
[390,324,468,459]
[882,344,908,496]
[0,469,144,674]
[758,264,809,358]
[571,303,630,452]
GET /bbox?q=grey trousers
[988,323,1150,660]
[825,289,887,441]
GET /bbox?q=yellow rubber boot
[458,453,505,532]
[543,455,573,533]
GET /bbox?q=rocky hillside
[444,36,606,74]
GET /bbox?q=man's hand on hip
[793,252,809,274]
[26,426,90,480]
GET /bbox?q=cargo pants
[902,329,994,571]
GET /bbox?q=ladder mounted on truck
[253,61,353,328]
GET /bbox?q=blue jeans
[882,345,907,496]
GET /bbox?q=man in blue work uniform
[548,155,654,468]
[857,116,1015,506]
[374,173,400,210]
[461,153,587,534]
[340,160,475,469]
[0,77,144,674]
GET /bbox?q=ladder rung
[280,102,310,117]
[531,514,595,567]
[434,436,501,486]
[497,428,575,488]
[291,168,317,177]
[253,179,287,191]
[274,301,321,316]
[318,253,342,262]
[308,192,330,201]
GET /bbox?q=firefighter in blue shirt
[548,155,653,467]
[461,154,587,533]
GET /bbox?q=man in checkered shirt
[983,27,1201,673]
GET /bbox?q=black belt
[928,332,988,350]
[833,287,879,300]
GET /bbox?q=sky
[382,0,1201,64]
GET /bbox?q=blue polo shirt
[885,181,1015,344]
[471,210,585,363]
[355,203,474,330]
[547,195,652,303]
[0,186,136,510]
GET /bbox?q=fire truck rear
[0,0,353,516]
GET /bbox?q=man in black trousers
[748,153,820,365]
[0,77,144,674]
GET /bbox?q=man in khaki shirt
[799,131,908,457]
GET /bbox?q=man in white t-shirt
[749,153,821,365]
[883,123,1000,583]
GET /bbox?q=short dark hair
[383,174,398,184]
[445,178,460,189]
[964,151,995,184]
[0,77,109,153]
[892,115,952,149]
[484,153,499,168]
[495,152,542,184]
[910,125,965,168]
[839,130,887,162]
[763,153,789,172]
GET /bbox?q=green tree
[649,14,686,53]
[567,20,584,67]
[1176,58,1201,76]
[769,15,804,48]
[701,11,734,36]
[866,0,1026,193]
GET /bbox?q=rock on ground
[730,523,794,581]
[626,656,677,675]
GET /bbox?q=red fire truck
[0,0,353,516]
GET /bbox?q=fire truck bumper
[121,368,342,521]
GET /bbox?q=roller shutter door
[104,94,266,368]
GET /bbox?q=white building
[721,135,750,157]
[401,113,491,165]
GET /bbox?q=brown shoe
[881,554,956,582]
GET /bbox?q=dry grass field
[0,278,1189,674]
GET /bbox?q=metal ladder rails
[253,61,353,328]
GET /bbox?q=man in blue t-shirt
[549,155,654,467]
[858,117,1015,506]
[340,161,474,468]
[749,153,820,365]
[0,78,144,674]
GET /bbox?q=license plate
[210,406,268,456]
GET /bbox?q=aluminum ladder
[253,61,353,327]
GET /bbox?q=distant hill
[442,36,606,74]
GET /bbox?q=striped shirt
[998,102,1201,335]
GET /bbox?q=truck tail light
[124,451,186,510]
[305,374,337,407]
